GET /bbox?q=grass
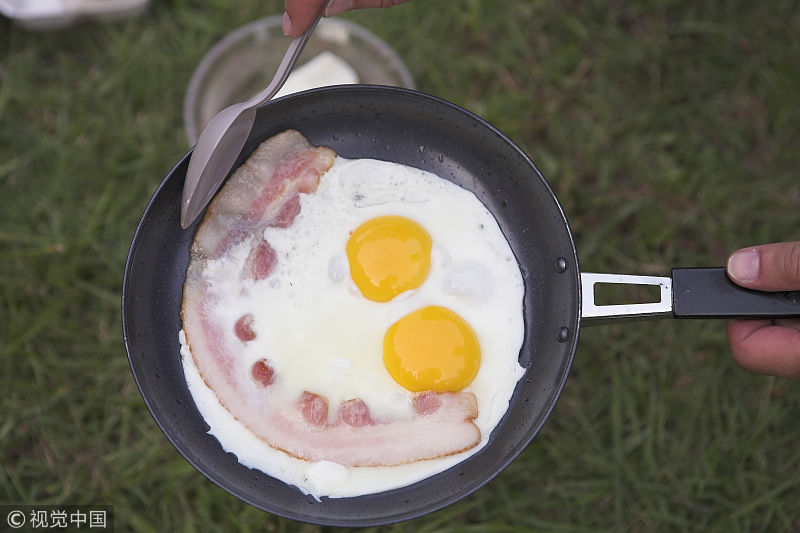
[1,0,799,531]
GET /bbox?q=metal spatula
[180,16,321,229]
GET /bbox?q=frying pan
[122,86,800,527]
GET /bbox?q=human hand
[726,241,800,378]
[283,0,410,37]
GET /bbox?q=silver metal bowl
[183,16,416,145]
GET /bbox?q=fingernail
[282,12,293,35]
[325,0,353,17]
[728,249,760,282]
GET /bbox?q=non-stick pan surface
[122,86,581,526]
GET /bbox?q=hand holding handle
[672,267,800,318]
[581,268,800,323]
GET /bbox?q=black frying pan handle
[671,267,800,319]
[581,269,800,324]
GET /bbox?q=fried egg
[180,155,525,498]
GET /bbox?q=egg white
[180,156,526,498]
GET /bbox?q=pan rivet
[555,257,567,273]
[557,327,569,343]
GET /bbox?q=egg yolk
[346,215,432,302]
[383,305,481,392]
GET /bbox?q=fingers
[727,319,800,378]
[726,242,800,378]
[283,0,326,37]
[727,241,800,292]
[329,0,410,16]
[284,0,411,37]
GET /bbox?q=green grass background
[1,0,799,531]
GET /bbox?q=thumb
[727,241,800,292]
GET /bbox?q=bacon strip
[181,130,481,467]
[339,398,373,427]
[234,314,256,342]
[267,391,479,466]
[242,239,276,281]
[251,360,275,387]
[189,130,335,261]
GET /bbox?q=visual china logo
[2,505,113,530]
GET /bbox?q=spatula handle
[247,15,321,108]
